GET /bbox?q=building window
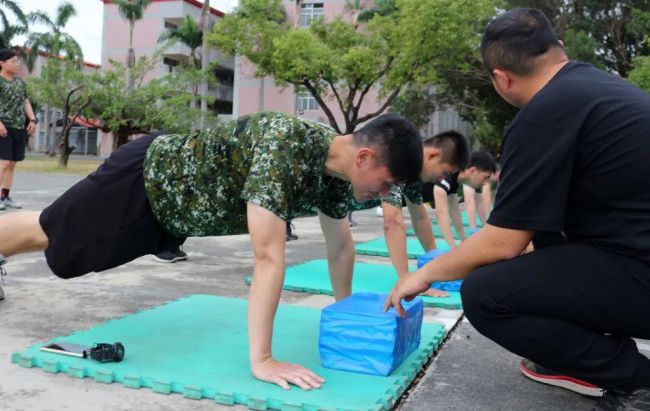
[164,21,178,30]
[300,3,324,27]
[296,92,319,112]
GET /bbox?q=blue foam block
[319,292,423,376]
[416,249,449,269]
[416,249,464,292]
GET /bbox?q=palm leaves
[158,15,203,67]
[0,0,27,33]
[0,23,26,49]
[24,2,83,72]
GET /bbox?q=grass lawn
[19,154,103,176]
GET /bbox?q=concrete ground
[0,171,645,410]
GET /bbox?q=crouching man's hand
[384,271,431,316]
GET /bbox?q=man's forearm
[435,210,456,249]
[383,204,410,276]
[24,99,35,121]
[418,224,532,283]
[248,258,285,364]
[449,205,466,241]
[327,234,354,300]
[409,203,436,252]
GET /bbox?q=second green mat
[355,236,459,259]
[245,259,462,309]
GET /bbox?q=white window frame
[296,91,319,112]
[300,3,324,27]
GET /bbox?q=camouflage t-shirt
[0,76,27,129]
[348,181,423,210]
[143,112,351,237]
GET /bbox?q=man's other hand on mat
[253,357,325,390]
[384,271,431,316]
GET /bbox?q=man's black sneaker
[520,359,604,397]
[152,247,188,263]
[593,388,650,411]
[286,233,298,241]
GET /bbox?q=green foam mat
[355,236,458,259]
[406,224,469,239]
[245,259,462,309]
[12,295,447,410]
[461,211,483,227]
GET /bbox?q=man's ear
[356,147,374,167]
[492,69,512,91]
[423,146,441,162]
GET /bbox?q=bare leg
[0,159,9,191]
[0,160,16,190]
[0,211,48,256]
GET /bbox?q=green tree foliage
[434,1,650,156]
[211,0,495,134]
[388,85,436,128]
[84,53,215,148]
[28,60,91,166]
[114,0,151,91]
[24,2,83,72]
[629,56,650,91]
[508,0,650,77]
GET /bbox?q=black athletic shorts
[39,135,185,279]
[0,127,27,161]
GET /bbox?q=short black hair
[468,151,497,173]
[423,130,470,170]
[481,8,562,75]
[353,114,423,183]
[0,48,17,63]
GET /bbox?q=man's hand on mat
[253,357,325,390]
[421,288,448,298]
[384,271,431,316]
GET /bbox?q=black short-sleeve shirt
[488,62,650,262]
[422,172,459,206]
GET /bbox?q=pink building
[234,0,469,136]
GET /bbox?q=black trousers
[461,242,650,390]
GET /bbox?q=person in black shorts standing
[387,8,650,409]
[0,48,37,212]
[0,48,36,300]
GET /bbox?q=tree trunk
[199,0,210,129]
[127,21,136,92]
[114,127,133,149]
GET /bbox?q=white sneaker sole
[520,362,604,397]
[151,255,188,263]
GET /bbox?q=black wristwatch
[29,118,38,124]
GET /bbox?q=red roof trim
[15,46,101,69]
[101,0,225,17]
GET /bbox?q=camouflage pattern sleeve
[240,127,299,222]
[316,176,351,219]
[381,184,405,208]
[402,181,424,205]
